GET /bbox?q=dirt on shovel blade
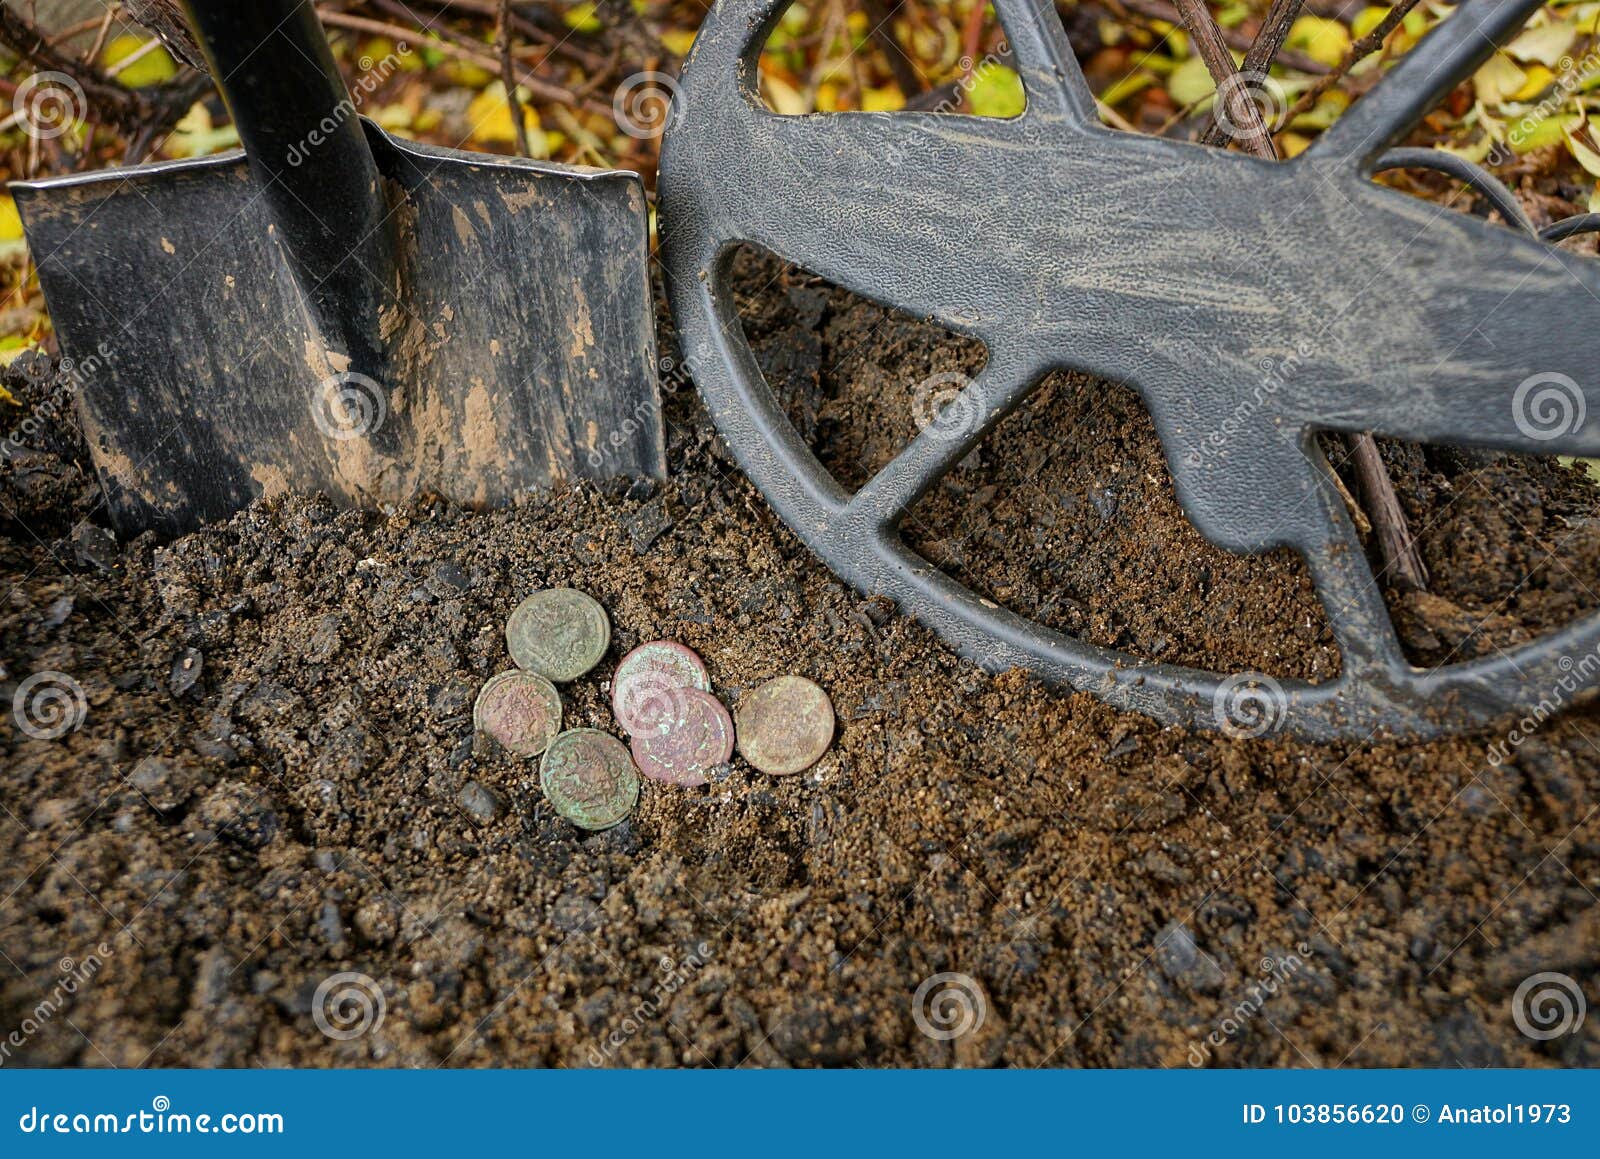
[1,258,1598,1069]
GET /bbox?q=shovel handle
[181,0,390,362]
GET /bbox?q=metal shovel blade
[12,121,663,536]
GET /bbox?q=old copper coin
[630,689,734,787]
[539,728,639,830]
[735,675,835,776]
[507,588,610,682]
[612,640,711,735]
[473,670,562,758]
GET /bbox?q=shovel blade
[12,122,664,536]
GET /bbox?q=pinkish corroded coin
[473,670,562,758]
[735,675,835,776]
[630,689,734,787]
[612,640,710,735]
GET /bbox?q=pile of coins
[472,586,835,832]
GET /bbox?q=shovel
[11,0,663,537]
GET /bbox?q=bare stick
[1199,0,1303,146]
[1111,0,1329,74]
[316,10,611,117]
[1173,0,1273,158]
[496,0,532,157]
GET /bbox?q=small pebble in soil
[539,728,639,831]
[169,647,204,697]
[506,587,610,682]
[473,670,562,758]
[611,640,710,735]
[455,780,502,826]
[630,688,734,787]
[734,675,836,776]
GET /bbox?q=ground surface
[3,254,1599,1069]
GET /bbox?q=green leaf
[966,63,1025,119]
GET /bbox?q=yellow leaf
[1564,122,1600,177]
[467,83,543,150]
[1099,71,1155,108]
[762,74,809,116]
[661,29,696,57]
[562,3,603,34]
[1473,54,1528,106]
[1351,7,1392,42]
[164,101,239,159]
[101,34,177,88]
[1290,89,1350,131]
[1168,55,1216,106]
[1279,131,1312,158]
[1286,16,1351,68]
[1513,64,1555,102]
[814,82,840,112]
[1513,113,1578,153]
[0,194,24,242]
[1507,21,1578,68]
[861,85,904,113]
[966,64,1025,119]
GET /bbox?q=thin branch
[496,0,533,157]
[315,9,611,118]
[1173,0,1273,159]
[1199,0,1303,146]
[1283,0,1425,123]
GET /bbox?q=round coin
[735,675,835,776]
[507,588,610,682]
[630,689,734,787]
[473,670,562,758]
[612,640,711,735]
[539,728,639,830]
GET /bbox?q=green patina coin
[539,728,639,830]
[507,588,610,682]
[473,670,562,758]
[735,675,835,776]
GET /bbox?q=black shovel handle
[181,0,391,363]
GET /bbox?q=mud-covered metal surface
[659,0,1600,740]
[12,0,662,538]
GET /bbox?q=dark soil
[2,262,1598,1069]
